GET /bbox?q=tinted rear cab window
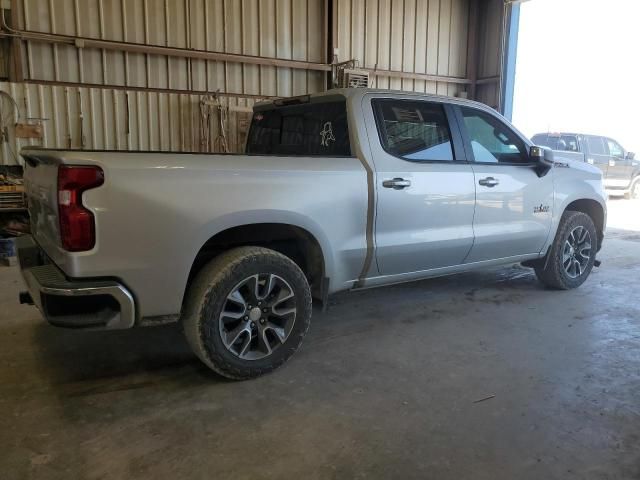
[246,98,352,156]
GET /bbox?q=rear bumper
[17,235,136,329]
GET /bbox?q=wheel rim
[218,273,297,361]
[632,180,640,199]
[562,226,592,279]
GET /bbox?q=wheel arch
[185,221,329,304]
[564,198,605,250]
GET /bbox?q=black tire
[182,246,312,380]
[534,211,598,290]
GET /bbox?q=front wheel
[534,211,597,290]
[182,246,312,380]
[624,177,640,200]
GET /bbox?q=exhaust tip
[19,291,33,305]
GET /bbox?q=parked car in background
[17,89,607,379]
[531,132,639,199]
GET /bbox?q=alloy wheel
[218,273,297,360]
[562,226,592,279]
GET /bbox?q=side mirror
[625,151,635,160]
[529,145,544,162]
[530,145,554,162]
[530,145,553,177]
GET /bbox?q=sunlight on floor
[606,198,640,232]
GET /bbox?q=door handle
[382,178,412,190]
[478,177,499,188]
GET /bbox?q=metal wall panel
[18,0,326,96]
[334,0,470,97]
[0,39,8,79]
[0,81,257,165]
[1,0,328,164]
[476,0,504,108]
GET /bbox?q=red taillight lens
[57,166,104,251]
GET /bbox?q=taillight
[57,166,104,251]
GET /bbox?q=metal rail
[0,29,493,88]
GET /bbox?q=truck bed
[21,148,369,320]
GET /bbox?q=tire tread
[534,210,597,290]
[182,247,312,380]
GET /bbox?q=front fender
[544,166,607,254]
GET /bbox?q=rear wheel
[534,211,597,290]
[182,246,312,380]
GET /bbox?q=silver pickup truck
[17,88,607,379]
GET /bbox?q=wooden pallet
[0,185,26,211]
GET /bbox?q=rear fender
[190,209,335,283]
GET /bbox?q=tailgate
[21,150,63,257]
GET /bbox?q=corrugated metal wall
[20,0,326,96]
[0,81,257,163]
[475,0,504,109]
[0,0,327,164]
[334,0,469,97]
[0,0,506,165]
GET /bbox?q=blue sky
[512,0,640,154]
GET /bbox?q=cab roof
[254,87,496,112]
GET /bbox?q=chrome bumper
[16,235,136,329]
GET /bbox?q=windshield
[532,134,579,152]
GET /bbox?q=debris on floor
[473,394,496,404]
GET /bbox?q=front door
[584,135,610,181]
[364,96,476,276]
[455,105,554,263]
[604,137,633,188]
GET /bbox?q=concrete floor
[1,200,639,480]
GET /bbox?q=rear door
[455,105,554,263]
[604,137,633,188]
[584,135,609,179]
[364,96,475,276]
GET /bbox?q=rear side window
[246,100,352,156]
[560,135,579,152]
[372,99,454,162]
[586,136,607,155]
[460,106,528,164]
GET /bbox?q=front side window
[606,138,623,157]
[460,106,528,164]
[586,136,607,155]
[373,99,454,162]
[246,99,352,156]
